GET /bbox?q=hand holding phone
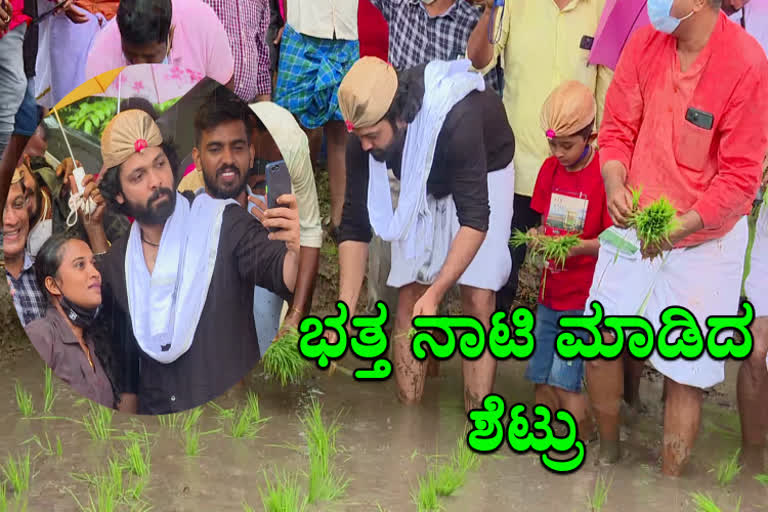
[72,167,98,216]
[265,161,292,232]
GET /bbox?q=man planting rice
[334,57,515,412]
[586,0,768,475]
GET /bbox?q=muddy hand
[56,157,82,183]
[606,184,633,228]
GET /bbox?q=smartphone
[685,107,714,131]
[265,160,292,232]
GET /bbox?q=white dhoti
[745,203,768,318]
[586,216,748,389]
[386,161,515,291]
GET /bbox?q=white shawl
[366,59,486,259]
[125,193,237,364]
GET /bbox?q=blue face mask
[647,0,694,34]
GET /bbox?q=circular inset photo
[4,64,307,415]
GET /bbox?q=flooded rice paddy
[0,344,766,511]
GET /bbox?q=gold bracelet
[289,306,304,316]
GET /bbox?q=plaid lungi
[274,24,359,129]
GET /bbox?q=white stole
[366,59,486,259]
[125,193,237,364]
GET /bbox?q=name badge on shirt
[580,36,594,51]
[547,192,589,233]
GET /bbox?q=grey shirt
[25,307,116,409]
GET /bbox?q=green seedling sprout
[0,482,6,512]
[259,469,308,512]
[43,366,56,413]
[1,450,31,498]
[181,407,203,432]
[755,473,768,486]
[587,473,612,512]
[262,327,310,386]
[690,492,742,512]
[711,448,742,487]
[82,402,114,440]
[509,229,581,295]
[123,440,150,478]
[410,468,442,512]
[184,428,201,457]
[14,381,34,418]
[626,187,681,252]
[301,400,348,503]
[229,392,269,439]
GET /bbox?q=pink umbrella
[96,63,205,106]
[589,0,650,70]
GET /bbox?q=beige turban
[11,166,24,185]
[338,57,398,132]
[540,81,597,139]
[101,109,164,169]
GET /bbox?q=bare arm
[571,238,601,258]
[283,245,319,326]
[338,240,369,319]
[467,6,495,71]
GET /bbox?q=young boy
[524,81,613,440]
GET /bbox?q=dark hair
[117,0,172,46]
[249,111,268,134]
[194,86,253,147]
[383,64,426,126]
[34,233,122,408]
[99,142,179,214]
[574,120,595,140]
[120,97,159,120]
[34,233,79,296]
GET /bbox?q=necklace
[141,236,160,247]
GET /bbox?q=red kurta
[598,12,768,248]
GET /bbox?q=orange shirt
[598,12,768,248]
[73,1,118,20]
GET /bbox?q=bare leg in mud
[536,384,594,442]
[460,285,496,413]
[586,331,623,463]
[392,283,430,405]
[661,377,702,477]
[737,316,768,473]
[623,355,645,418]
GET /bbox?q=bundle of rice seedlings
[627,194,681,252]
[1,451,31,495]
[689,492,742,512]
[509,229,581,270]
[302,400,348,503]
[230,391,269,439]
[259,469,308,512]
[711,449,741,487]
[82,402,114,441]
[410,469,442,512]
[262,327,309,386]
[14,381,34,418]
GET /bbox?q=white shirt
[286,0,358,40]
[729,0,768,54]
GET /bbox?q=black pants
[496,194,540,316]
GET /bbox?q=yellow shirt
[478,0,613,197]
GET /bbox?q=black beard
[369,125,406,164]
[202,164,247,200]
[125,188,176,225]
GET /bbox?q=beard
[125,187,177,225]
[202,163,248,200]
[369,125,406,164]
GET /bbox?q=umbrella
[588,0,649,70]
[48,67,125,114]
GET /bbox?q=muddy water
[0,345,765,512]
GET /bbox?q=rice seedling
[755,473,768,486]
[21,433,61,458]
[509,229,582,270]
[56,435,63,458]
[184,428,201,457]
[157,413,181,430]
[181,406,204,432]
[123,440,151,477]
[302,400,348,503]
[411,469,442,512]
[1,451,31,496]
[42,366,56,413]
[587,473,612,512]
[230,392,269,439]
[68,471,121,512]
[82,402,114,440]
[689,492,742,512]
[626,189,681,252]
[450,435,479,474]
[259,469,308,512]
[711,449,741,487]
[0,482,6,512]
[262,327,310,386]
[14,381,34,417]
[208,402,235,422]
[242,503,255,512]
[434,464,464,497]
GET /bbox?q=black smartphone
[265,160,292,232]
[685,107,714,131]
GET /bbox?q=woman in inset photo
[24,233,120,409]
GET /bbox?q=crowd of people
[0,0,767,479]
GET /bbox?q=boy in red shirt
[525,81,613,441]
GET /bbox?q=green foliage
[411,469,442,512]
[509,229,582,270]
[61,99,118,138]
[184,428,201,457]
[230,392,269,439]
[711,449,742,487]
[259,469,309,512]
[262,327,309,386]
[587,473,612,511]
[43,366,56,413]
[755,473,768,486]
[626,189,681,251]
[690,492,741,512]
[1,451,31,495]
[82,402,114,440]
[301,400,348,504]
[14,381,34,417]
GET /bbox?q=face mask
[647,0,694,34]
[421,0,436,4]
[60,295,101,329]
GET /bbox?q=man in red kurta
[586,0,768,476]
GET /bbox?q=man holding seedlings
[180,88,322,357]
[586,0,768,475]
[79,109,300,415]
[335,57,516,412]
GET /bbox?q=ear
[44,276,62,297]
[192,147,201,172]
[588,133,598,145]
[116,192,125,206]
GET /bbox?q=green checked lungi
[274,24,360,130]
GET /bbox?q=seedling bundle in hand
[262,327,309,386]
[626,187,681,253]
[509,230,582,270]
